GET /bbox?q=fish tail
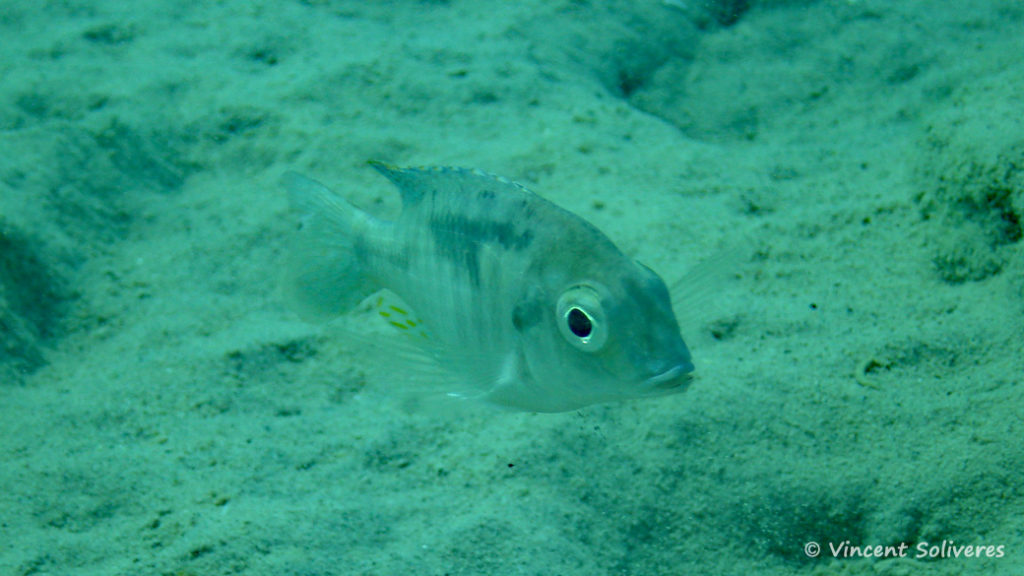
[281,171,378,321]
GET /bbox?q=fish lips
[644,361,694,392]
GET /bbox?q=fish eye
[566,307,592,338]
[556,285,608,352]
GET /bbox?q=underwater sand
[1,0,1022,574]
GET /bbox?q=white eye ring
[556,285,608,352]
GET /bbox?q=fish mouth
[644,364,694,391]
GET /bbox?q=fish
[281,162,694,412]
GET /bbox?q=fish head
[514,257,694,411]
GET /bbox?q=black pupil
[567,308,593,338]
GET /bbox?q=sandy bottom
[2,0,1022,574]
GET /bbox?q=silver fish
[282,162,693,412]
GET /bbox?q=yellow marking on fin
[368,291,431,342]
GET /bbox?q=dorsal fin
[368,160,530,208]
[369,161,425,206]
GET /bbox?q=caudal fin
[281,171,377,321]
